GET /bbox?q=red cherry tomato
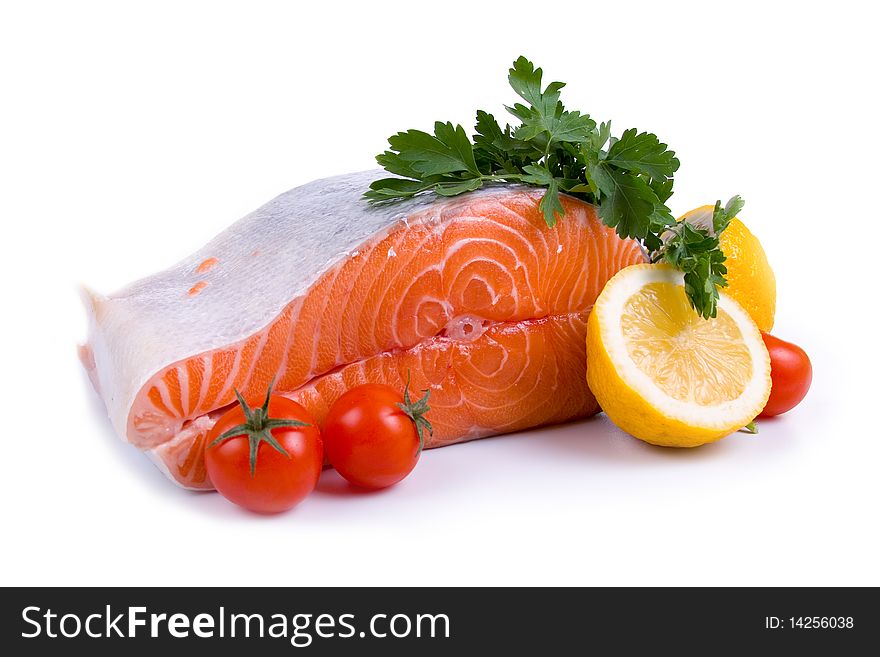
[759,332,812,417]
[323,383,431,489]
[205,389,322,513]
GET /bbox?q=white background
[2,1,878,586]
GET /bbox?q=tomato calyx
[208,382,310,476]
[741,420,759,434]
[396,372,433,452]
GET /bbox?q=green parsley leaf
[380,122,481,178]
[590,164,667,241]
[473,110,533,173]
[712,195,745,233]
[605,128,680,181]
[650,177,674,204]
[363,177,438,202]
[521,164,564,226]
[591,121,612,152]
[505,57,595,150]
[507,56,565,118]
[433,178,484,197]
[473,110,507,166]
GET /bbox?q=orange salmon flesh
[81,172,645,489]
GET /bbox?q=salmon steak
[81,170,646,489]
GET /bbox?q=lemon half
[586,264,771,447]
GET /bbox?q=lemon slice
[586,264,771,447]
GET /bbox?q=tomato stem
[208,380,310,476]
[396,370,433,452]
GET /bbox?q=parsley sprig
[366,56,742,319]
[652,196,744,318]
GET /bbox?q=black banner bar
[1,587,875,654]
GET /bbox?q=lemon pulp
[620,282,752,405]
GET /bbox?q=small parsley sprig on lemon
[366,56,741,320]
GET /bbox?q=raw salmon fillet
[81,170,645,489]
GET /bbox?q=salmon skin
[81,170,645,489]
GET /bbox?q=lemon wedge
[586,264,771,447]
